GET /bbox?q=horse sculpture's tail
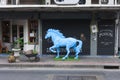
[74,40,83,59]
[76,40,83,53]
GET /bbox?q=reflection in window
[28,20,38,44]
[101,0,108,4]
[91,0,99,4]
[20,0,40,4]
[117,0,120,4]
[56,0,64,2]
[2,21,10,42]
[79,0,86,4]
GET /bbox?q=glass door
[12,25,23,49]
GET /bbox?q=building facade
[0,0,120,56]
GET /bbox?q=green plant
[13,38,24,49]
[33,49,38,54]
[24,41,31,45]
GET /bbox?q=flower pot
[12,48,21,62]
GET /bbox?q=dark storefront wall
[97,19,115,55]
[42,19,90,55]
[0,11,39,19]
[0,11,116,55]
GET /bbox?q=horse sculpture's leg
[56,48,60,58]
[74,40,82,59]
[62,47,70,60]
[49,46,56,53]
[74,48,80,59]
[75,52,79,59]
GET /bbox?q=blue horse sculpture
[45,29,83,60]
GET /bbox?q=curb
[0,62,119,69]
[0,54,120,69]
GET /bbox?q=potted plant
[12,38,24,62]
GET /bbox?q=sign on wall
[97,20,115,55]
[54,0,79,4]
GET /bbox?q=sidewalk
[0,54,120,69]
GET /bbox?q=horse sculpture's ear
[56,30,59,32]
[48,29,52,32]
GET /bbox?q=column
[115,11,120,56]
[90,13,98,56]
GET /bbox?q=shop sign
[99,29,113,46]
[54,0,79,4]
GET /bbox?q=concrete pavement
[0,54,120,69]
[0,67,120,80]
[0,54,120,80]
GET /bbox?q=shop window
[2,21,10,43]
[79,0,86,4]
[20,0,40,4]
[12,25,23,42]
[7,0,11,4]
[91,0,99,4]
[51,0,55,4]
[0,0,7,5]
[28,20,38,44]
[56,0,64,2]
[7,0,19,4]
[101,0,108,4]
[117,0,120,4]
[12,25,17,42]
[19,25,23,38]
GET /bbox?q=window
[28,20,38,44]
[12,25,23,42]
[56,0,64,2]
[101,0,108,4]
[7,0,19,5]
[20,0,40,4]
[79,0,86,4]
[2,21,10,42]
[117,0,120,4]
[0,0,7,4]
[91,0,99,4]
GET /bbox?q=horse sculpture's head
[45,29,65,39]
[45,32,50,39]
[45,29,53,39]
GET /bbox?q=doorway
[12,25,23,49]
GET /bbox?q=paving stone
[69,76,82,80]
[82,76,97,80]
[53,75,68,80]
[69,76,97,80]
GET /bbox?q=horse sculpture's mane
[47,29,65,38]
